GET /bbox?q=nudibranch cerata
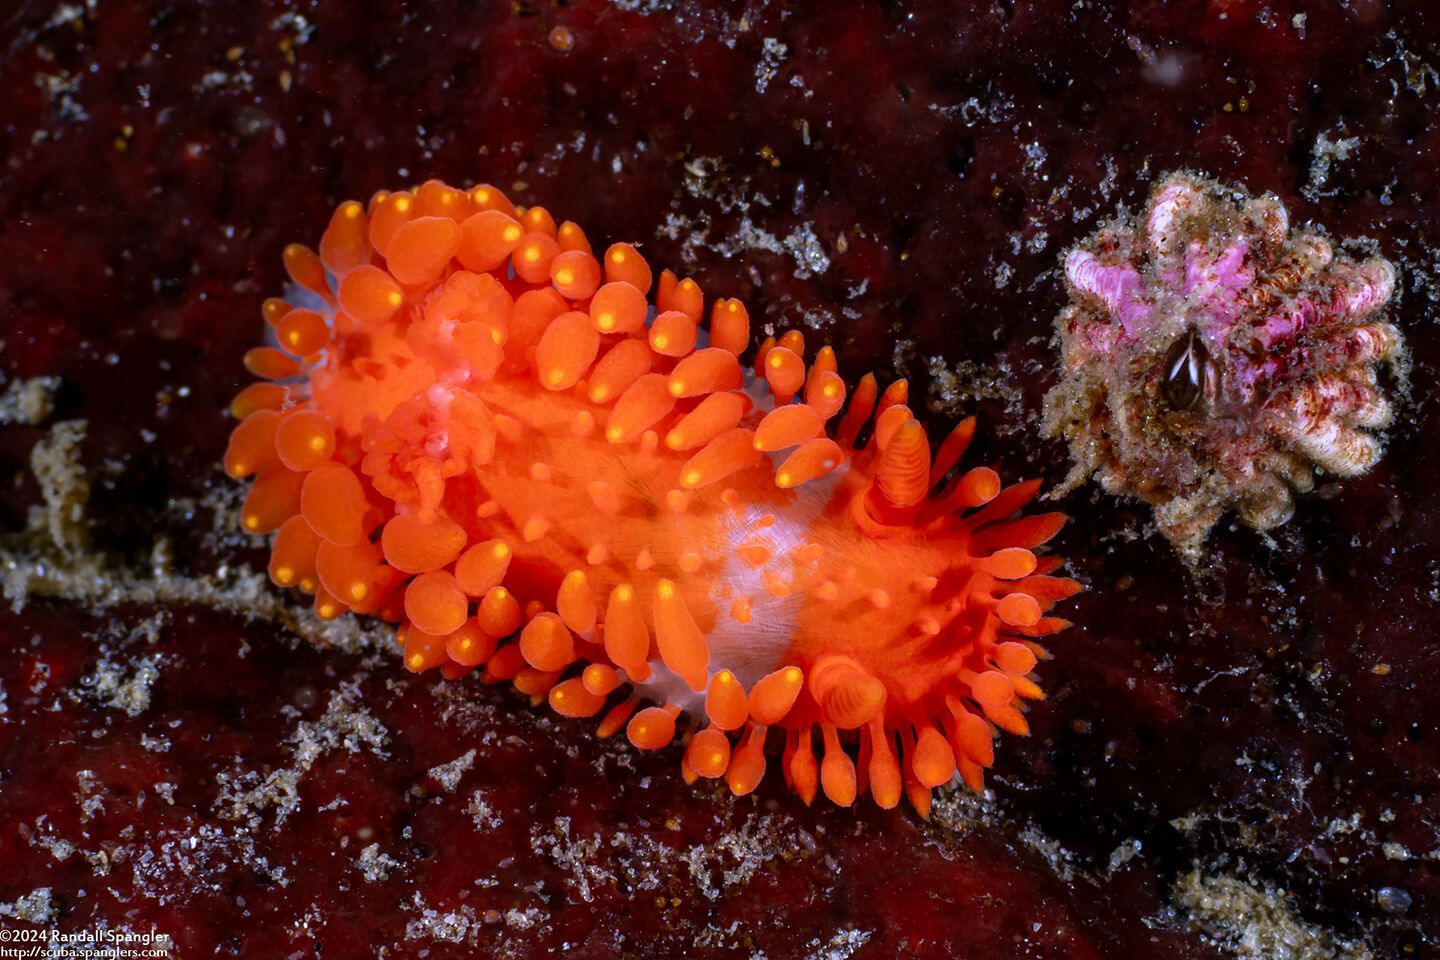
[225,180,1079,813]
[1043,172,1407,562]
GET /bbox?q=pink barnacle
[1043,171,1408,562]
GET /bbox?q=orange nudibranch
[227,178,1080,815]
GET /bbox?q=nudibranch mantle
[226,179,1078,814]
[1043,172,1406,561]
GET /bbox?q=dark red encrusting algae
[1,1,1437,958]
[0,601,1221,958]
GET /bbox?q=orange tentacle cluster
[227,179,1080,814]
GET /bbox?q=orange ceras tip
[227,179,1081,814]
